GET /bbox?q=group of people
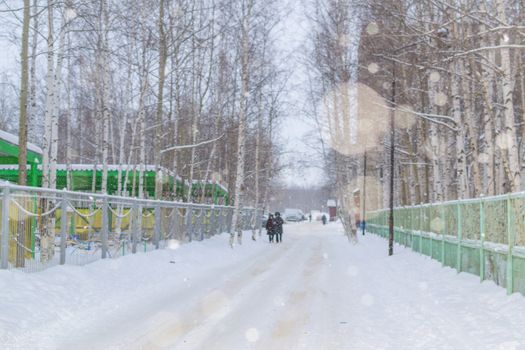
[265,212,284,243]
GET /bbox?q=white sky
[0,10,20,79]
[274,0,324,188]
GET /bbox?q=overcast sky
[274,0,324,188]
[0,9,20,79]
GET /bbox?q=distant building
[0,130,229,203]
[327,199,337,221]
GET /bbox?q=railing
[366,192,525,296]
[0,182,258,272]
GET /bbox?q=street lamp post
[388,60,396,256]
[362,151,367,235]
[374,39,420,256]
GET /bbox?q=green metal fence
[367,193,525,296]
[0,183,258,273]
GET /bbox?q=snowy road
[3,222,525,349]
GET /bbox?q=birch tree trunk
[154,0,167,199]
[42,0,55,190]
[100,0,110,194]
[15,0,30,268]
[252,98,262,240]
[28,0,38,141]
[66,31,72,190]
[451,59,469,199]
[40,0,56,263]
[137,14,149,200]
[479,38,496,195]
[259,112,273,237]
[428,75,442,201]
[462,58,482,197]
[18,0,30,187]
[138,107,146,199]
[230,0,252,247]
[496,0,521,192]
[114,46,134,234]
[50,15,68,192]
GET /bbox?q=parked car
[285,213,301,222]
[284,208,305,222]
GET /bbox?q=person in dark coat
[321,214,327,225]
[266,214,275,242]
[274,212,284,243]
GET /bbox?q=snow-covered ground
[2,222,525,349]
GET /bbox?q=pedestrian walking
[266,214,275,243]
[274,212,284,243]
[322,214,327,225]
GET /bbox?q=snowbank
[0,232,267,349]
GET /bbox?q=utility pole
[362,150,367,235]
[388,60,396,256]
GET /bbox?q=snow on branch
[371,102,458,132]
[160,134,225,153]
[443,45,525,62]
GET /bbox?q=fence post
[219,209,223,234]
[154,202,161,249]
[199,209,205,241]
[243,210,247,231]
[215,209,220,235]
[132,203,139,254]
[186,204,194,242]
[204,209,208,239]
[429,204,433,258]
[60,193,68,265]
[170,206,177,240]
[410,208,415,251]
[419,206,423,255]
[441,204,446,267]
[209,208,215,237]
[457,202,462,273]
[408,208,412,247]
[226,209,232,233]
[248,209,253,231]
[385,209,388,237]
[479,197,485,282]
[406,209,410,244]
[1,186,10,269]
[215,209,220,236]
[257,209,262,236]
[217,209,222,234]
[101,195,109,259]
[506,195,514,295]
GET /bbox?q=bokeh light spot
[367,63,379,74]
[366,22,379,35]
[429,71,441,83]
[433,92,447,107]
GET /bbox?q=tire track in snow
[55,239,289,350]
[176,234,324,350]
[134,234,317,349]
